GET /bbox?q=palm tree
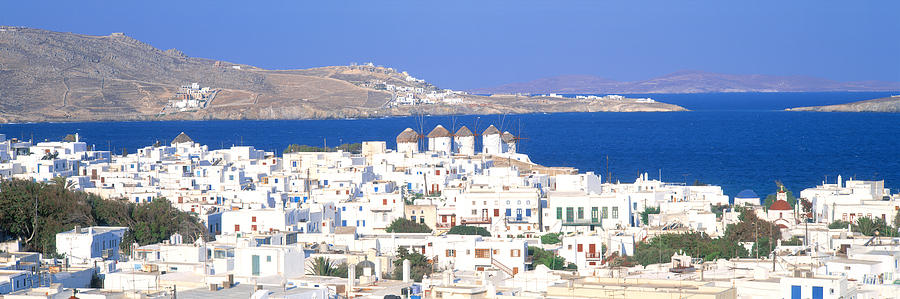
[855,217,877,236]
[306,257,347,277]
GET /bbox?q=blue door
[252,255,260,276]
[791,285,801,299]
[812,286,823,299]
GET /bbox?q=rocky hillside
[786,96,900,112]
[0,27,685,123]
[471,71,900,94]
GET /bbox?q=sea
[3,92,899,199]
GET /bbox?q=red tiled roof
[769,200,792,211]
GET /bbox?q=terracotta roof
[454,126,474,137]
[482,125,500,135]
[501,131,516,143]
[396,128,419,143]
[769,199,792,211]
[427,125,452,138]
[171,132,194,144]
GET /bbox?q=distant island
[0,27,684,123]
[470,71,900,94]
[786,95,900,112]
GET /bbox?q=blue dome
[735,189,758,199]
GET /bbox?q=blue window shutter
[505,209,511,216]
[812,286,823,299]
[526,209,532,216]
[374,187,379,192]
[791,285,801,299]
[341,220,347,226]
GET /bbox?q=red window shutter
[494,209,499,217]
[234,225,240,231]
[577,244,583,252]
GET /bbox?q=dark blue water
[3,92,899,198]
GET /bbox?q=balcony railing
[505,216,531,223]
[561,219,602,226]
[461,217,491,224]
[436,223,454,229]
[585,252,604,259]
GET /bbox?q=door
[589,244,596,254]
[251,255,260,276]
[812,286,823,299]
[481,209,488,220]
[790,285,801,299]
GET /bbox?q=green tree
[391,248,432,282]
[640,206,660,225]
[540,233,562,244]
[629,232,747,266]
[528,246,573,270]
[0,179,206,255]
[385,218,432,234]
[828,220,852,230]
[447,226,490,236]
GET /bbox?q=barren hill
[0,27,685,122]
[787,96,900,112]
[471,71,900,94]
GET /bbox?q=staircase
[491,256,515,276]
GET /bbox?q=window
[566,207,574,222]
[577,244,583,252]
[475,249,490,258]
[252,216,257,222]
[234,225,240,231]
[556,207,563,220]
[577,207,584,219]
[419,218,425,224]
[472,209,478,216]
[505,209,511,216]
[267,256,272,262]
[612,207,619,219]
[446,249,456,257]
[526,209,531,217]
[602,207,609,219]
[812,286,823,299]
[511,249,521,257]
[251,225,257,231]
[591,207,599,221]
[494,209,500,217]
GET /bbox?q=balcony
[585,252,604,260]
[436,223,454,229]
[505,216,531,223]
[561,219,602,226]
[461,217,491,224]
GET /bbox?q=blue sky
[2,1,898,89]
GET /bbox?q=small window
[267,256,272,262]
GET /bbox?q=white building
[55,226,128,264]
